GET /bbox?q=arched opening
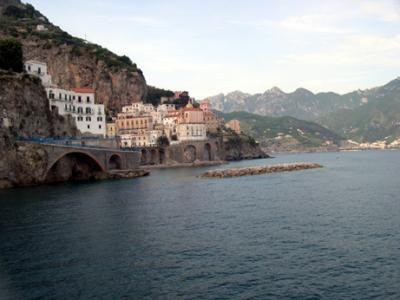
[203,143,212,161]
[150,149,157,165]
[109,154,122,170]
[44,152,104,183]
[159,148,166,164]
[141,149,148,165]
[183,145,197,163]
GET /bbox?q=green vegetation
[0,38,23,72]
[157,136,170,147]
[0,2,142,73]
[218,111,342,147]
[145,86,174,106]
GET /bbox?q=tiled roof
[72,88,95,94]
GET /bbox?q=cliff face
[23,42,147,114]
[0,0,147,114]
[0,71,78,188]
[223,134,269,161]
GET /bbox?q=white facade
[176,123,207,141]
[25,60,106,137]
[25,60,52,87]
[46,87,106,136]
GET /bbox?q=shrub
[157,136,170,147]
[0,38,23,72]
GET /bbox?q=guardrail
[16,137,141,152]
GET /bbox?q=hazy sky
[28,0,400,98]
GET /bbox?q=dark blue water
[0,150,399,299]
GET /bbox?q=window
[59,93,62,100]
[86,107,91,114]
[87,125,90,129]
[97,117,103,122]
[99,125,102,129]
[86,96,90,103]
[77,107,83,114]
[38,67,41,74]
[28,65,31,71]
[86,117,91,121]
[78,96,82,103]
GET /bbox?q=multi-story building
[176,104,207,142]
[46,87,106,136]
[25,60,106,136]
[116,113,153,133]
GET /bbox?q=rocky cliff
[223,133,269,161]
[0,71,78,188]
[0,0,147,114]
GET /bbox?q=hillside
[218,111,343,152]
[318,78,400,143]
[0,0,147,114]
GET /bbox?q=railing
[16,137,140,152]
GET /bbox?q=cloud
[278,14,351,34]
[277,34,400,67]
[359,0,400,23]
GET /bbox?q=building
[226,119,241,134]
[116,113,153,133]
[46,87,106,136]
[200,99,211,112]
[204,111,219,134]
[106,122,117,137]
[25,60,106,136]
[176,104,207,142]
[25,60,52,87]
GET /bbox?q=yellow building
[106,122,117,137]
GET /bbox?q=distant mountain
[318,78,400,143]
[218,111,343,152]
[207,86,370,121]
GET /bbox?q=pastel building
[176,104,207,142]
[226,119,241,134]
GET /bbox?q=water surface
[0,151,399,299]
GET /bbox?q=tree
[157,136,170,147]
[0,39,23,72]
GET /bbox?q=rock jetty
[199,162,323,178]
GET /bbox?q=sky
[28,0,400,99]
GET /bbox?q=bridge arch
[141,149,148,165]
[159,148,166,164]
[44,151,105,183]
[203,143,212,161]
[150,149,157,165]
[183,145,197,163]
[108,154,122,170]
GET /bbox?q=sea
[0,150,399,299]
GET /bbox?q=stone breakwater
[199,162,323,178]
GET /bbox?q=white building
[25,60,106,136]
[46,87,106,136]
[25,60,52,87]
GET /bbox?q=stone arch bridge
[140,138,224,165]
[20,142,141,182]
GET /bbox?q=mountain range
[208,78,400,142]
